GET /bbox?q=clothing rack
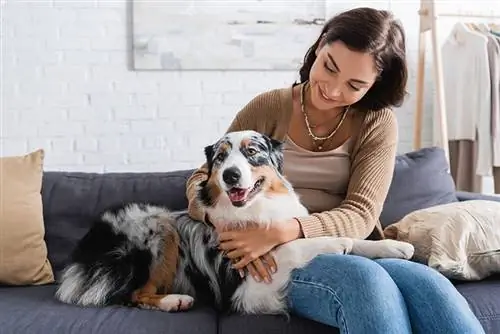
[413,0,500,164]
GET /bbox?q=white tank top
[282,136,352,213]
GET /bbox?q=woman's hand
[218,219,303,283]
[218,225,279,269]
[239,255,277,283]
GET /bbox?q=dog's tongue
[228,188,247,202]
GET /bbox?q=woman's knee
[292,254,395,291]
[374,258,473,309]
[288,254,410,322]
[375,258,485,334]
[375,258,456,292]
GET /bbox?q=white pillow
[383,200,500,281]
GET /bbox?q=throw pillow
[384,200,500,281]
[379,147,458,228]
[0,149,54,285]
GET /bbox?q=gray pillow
[379,147,458,228]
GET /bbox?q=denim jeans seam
[292,278,349,334]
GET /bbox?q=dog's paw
[137,303,160,311]
[158,294,194,312]
[375,240,415,259]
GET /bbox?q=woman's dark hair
[298,7,408,111]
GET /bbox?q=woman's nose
[325,84,342,99]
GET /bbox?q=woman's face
[308,40,379,110]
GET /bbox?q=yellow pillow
[0,149,54,285]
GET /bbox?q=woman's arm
[278,110,399,242]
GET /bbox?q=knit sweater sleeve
[296,110,398,239]
[185,90,281,222]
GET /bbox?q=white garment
[488,34,500,166]
[437,22,492,176]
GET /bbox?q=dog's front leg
[350,239,414,260]
[132,283,194,312]
[132,224,194,312]
[274,237,354,269]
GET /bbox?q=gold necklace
[300,81,349,150]
[309,112,342,128]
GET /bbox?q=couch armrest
[456,191,500,202]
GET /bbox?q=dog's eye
[247,148,258,156]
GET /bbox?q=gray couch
[1,147,499,334]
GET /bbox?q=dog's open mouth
[227,177,265,207]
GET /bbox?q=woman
[186,7,485,334]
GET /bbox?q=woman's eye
[323,61,335,73]
[349,84,361,91]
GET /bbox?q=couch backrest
[42,146,458,279]
[41,169,195,277]
[380,146,458,228]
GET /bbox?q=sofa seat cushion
[219,313,338,334]
[0,284,217,334]
[455,278,500,333]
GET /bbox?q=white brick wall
[2,0,487,189]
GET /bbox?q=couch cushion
[41,169,195,278]
[219,313,338,334]
[0,284,216,334]
[455,279,500,333]
[384,200,500,281]
[0,149,54,285]
[380,147,458,228]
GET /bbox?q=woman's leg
[287,254,412,334]
[375,258,485,334]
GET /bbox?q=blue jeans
[287,254,485,334]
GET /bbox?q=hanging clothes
[490,36,500,152]
[475,24,500,193]
[489,32,500,192]
[448,140,482,193]
[439,22,492,192]
[476,25,500,167]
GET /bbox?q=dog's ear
[204,144,215,164]
[205,143,221,172]
[269,137,283,151]
[265,136,284,174]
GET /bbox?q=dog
[55,130,414,315]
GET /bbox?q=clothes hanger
[489,23,500,32]
[451,21,485,44]
[464,22,476,31]
[476,22,490,33]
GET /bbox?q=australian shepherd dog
[55,130,414,314]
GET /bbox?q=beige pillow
[0,149,54,285]
[384,200,500,281]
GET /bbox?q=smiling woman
[186,6,485,334]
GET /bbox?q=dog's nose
[223,167,241,185]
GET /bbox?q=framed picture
[132,0,325,70]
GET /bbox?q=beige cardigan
[186,85,399,240]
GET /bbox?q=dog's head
[198,130,287,208]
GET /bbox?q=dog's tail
[55,203,173,307]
